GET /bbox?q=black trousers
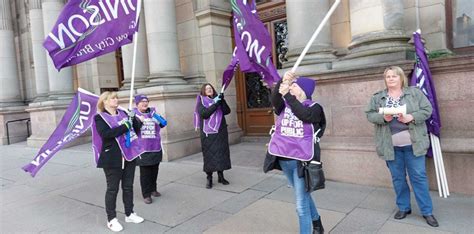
[103,161,136,221]
[139,163,160,198]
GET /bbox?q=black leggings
[103,161,135,221]
[139,163,160,198]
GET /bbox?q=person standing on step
[194,83,232,189]
[264,71,326,234]
[365,66,439,227]
[133,94,167,204]
[93,91,145,232]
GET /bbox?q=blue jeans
[386,145,433,215]
[279,160,319,234]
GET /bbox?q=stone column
[335,0,411,68]
[0,0,29,145]
[42,0,74,99]
[0,0,22,107]
[29,0,49,101]
[143,0,186,85]
[121,3,149,90]
[284,0,336,72]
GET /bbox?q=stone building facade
[1,0,473,195]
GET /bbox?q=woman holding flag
[365,66,439,227]
[133,94,167,204]
[93,91,145,232]
[194,83,232,189]
[264,71,326,234]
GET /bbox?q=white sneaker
[107,218,123,232]
[125,212,144,223]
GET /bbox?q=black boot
[217,171,229,185]
[313,218,324,234]
[206,172,213,189]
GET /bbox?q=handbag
[302,161,325,192]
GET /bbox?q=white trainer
[125,213,144,223]
[107,218,123,232]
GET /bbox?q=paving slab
[250,174,287,193]
[212,189,267,214]
[156,162,202,182]
[0,183,50,205]
[176,166,270,193]
[0,195,100,233]
[359,187,397,212]
[204,198,298,233]
[129,182,235,227]
[313,181,375,213]
[378,220,453,233]
[166,209,232,234]
[331,207,391,233]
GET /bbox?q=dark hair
[200,83,217,97]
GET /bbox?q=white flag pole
[128,0,142,110]
[434,135,450,197]
[430,133,443,197]
[291,0,341,73]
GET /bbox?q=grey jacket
[365,87,433,160]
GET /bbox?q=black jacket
[264,80,326,173]
[95,109,142,168]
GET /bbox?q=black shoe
[151,191,161,197]
[394,210,411,219]
[217,171,230,185]
[312,218,324,234]
[423,215,439,227]
[206,175,213,189]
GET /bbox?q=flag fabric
[410,30,441,137]
[22,88,99,177]
[44,0,139,70]
[222,0,280,90]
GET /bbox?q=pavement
[1,141,473,233]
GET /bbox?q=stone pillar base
[284,46,336,71]
[121,77,149,90]
[147,72,187,86]
[333,50,412,69]
[118,84,243,161]
[0,106,29,145]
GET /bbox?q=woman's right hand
[283,71,296,84]
[383,114,393,122]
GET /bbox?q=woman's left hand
[397,113,414,123]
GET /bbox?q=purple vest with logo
[92,109,144,163]
[194,95,223,135]
[133,107,162,152]
[268,100,317,161]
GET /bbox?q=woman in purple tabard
[264,71,326,234]
[94,92,145,232]
[133,94,167,204]
[194,83,232,189]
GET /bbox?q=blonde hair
[97,91,118,112]
[383,66,408,89]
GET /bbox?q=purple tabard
[193,95,223,135]
[92,109,144,163]
[133,107,162,152]
[268,100,316,161]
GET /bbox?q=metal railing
[5,118,31,145]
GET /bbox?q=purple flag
[410,31,441,137]
[44,0,139,70]
[222,0,280,90]
[22,89,99,177]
